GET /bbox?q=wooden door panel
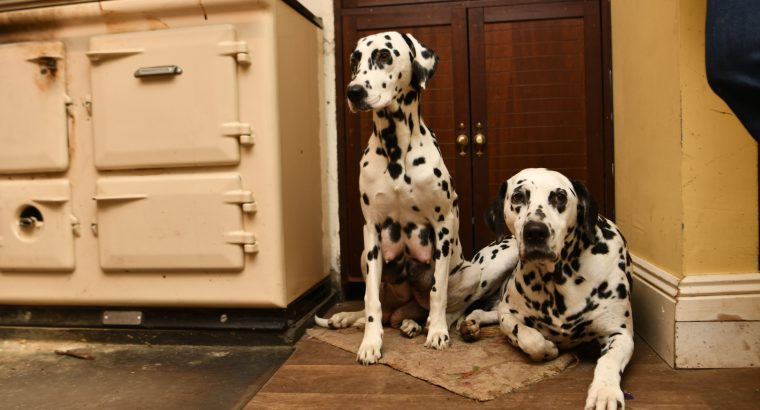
[471,2,605,250]
[341,8,471,283]
[484,18,588,182]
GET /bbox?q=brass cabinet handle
[473,122,486,157]
[456,122,469,156]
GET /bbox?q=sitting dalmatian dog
[316,31,515,364]
[460,168,634,410]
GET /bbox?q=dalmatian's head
[487,168,598,268]
[346,31,438,112]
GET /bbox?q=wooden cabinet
[336,0,612,289]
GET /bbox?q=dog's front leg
[357,223,384,365]
[497,301,559,361]
[424,217,454,349]
[585,332,634,410]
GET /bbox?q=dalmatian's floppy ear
[571,180,598,244]
[400,33,439,90]
[485,181,509,240]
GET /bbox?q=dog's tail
[313,311,366,329]
[313,315,331,328]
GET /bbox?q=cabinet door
[88,25,251,170]
[469,1,608,250]
[0,41,69,173]
[0,180,75,271]
[94,173,256,271]
[340,4,472,283]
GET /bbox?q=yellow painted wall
[612,0,759,278]
[678,1,758,274]
[612,0,685,276]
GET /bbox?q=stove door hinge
[220,122,254,147]
[218,40,251,65]
[223,189,257,213]
[224,230,259,254]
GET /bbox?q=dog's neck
[371,89,426,167]
[519,230,583,287]
[520,259,558,278]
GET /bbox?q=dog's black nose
[523,221,550,246]
[347,84,368,104]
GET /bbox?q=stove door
[94,173,257,272]
[0,41,70,173]
[88,25,252,170]
[0,179,75,271]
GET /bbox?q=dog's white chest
[360,136,447,214]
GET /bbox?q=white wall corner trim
[631,255,680,299]
[630,254,760,368]
[630,255,678,367]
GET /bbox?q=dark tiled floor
[0,340,292,410]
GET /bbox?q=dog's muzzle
[522,221,556,261]
[346,84,370,111]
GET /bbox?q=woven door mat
[306,325,578,401]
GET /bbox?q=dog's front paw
[400,319,422,338]
[424,328,450,350]
[459,319,481,342]
[585,383,624,410]
[356,339,382,365]
[524,337,559,361]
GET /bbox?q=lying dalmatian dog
[460,168,634,410]
[315,31,515,364]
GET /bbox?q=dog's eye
[377,49,392,65]
[549,189,567,209]
[511,192,525,205]
[556,191,567,206]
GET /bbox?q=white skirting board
[630,255,760,369]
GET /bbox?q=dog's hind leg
[444,238,518,329]
[443,262,482,329]
[389,300,427,338]
[399,318,423,338]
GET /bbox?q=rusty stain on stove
[68,104,77,161]
[198,0,208,20]
[0,8,63,42]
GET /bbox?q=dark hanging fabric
[705,0,760,143]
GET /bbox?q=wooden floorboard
[247,333,760,409]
